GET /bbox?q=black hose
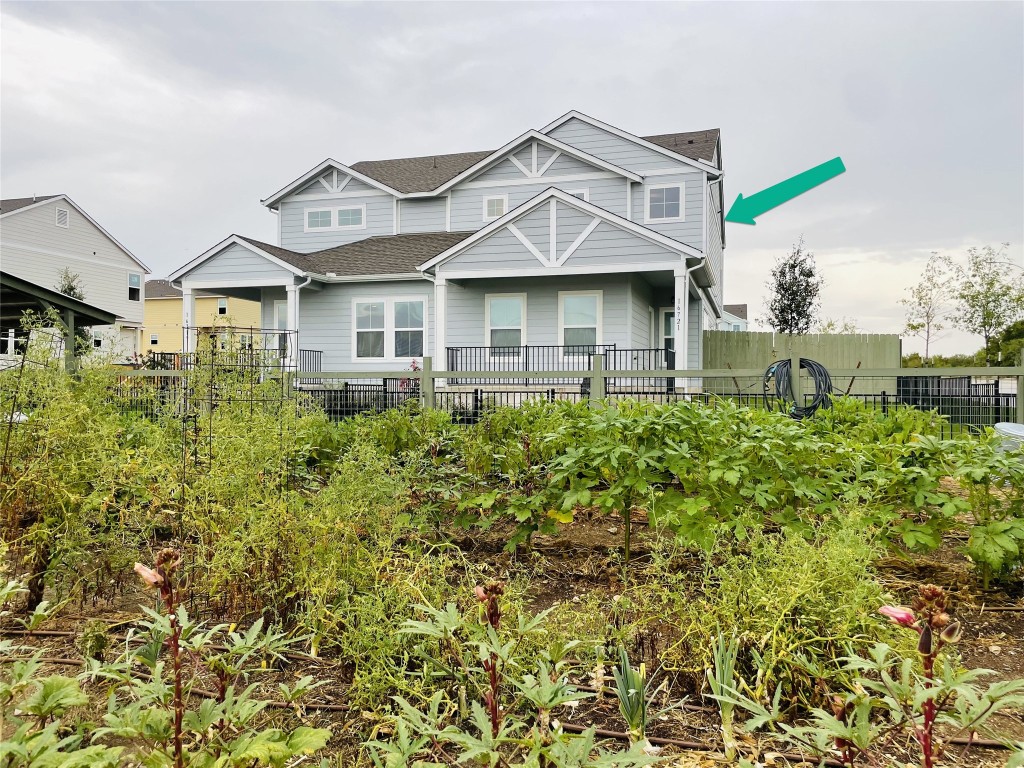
[763,358,834,419]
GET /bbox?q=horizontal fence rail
[100,356,1024,434]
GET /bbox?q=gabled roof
[0,194,150,273]
[723,303,748,320]
[540,110,722,175]
[418,187,704,273]
[171,232,473,284]
[0,195,60,215]
[260,159,406,210]
[261,113,720,204]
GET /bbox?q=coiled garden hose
[763,358,834,419]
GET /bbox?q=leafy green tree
[948,244,1024,366]
[901,253,951,366]
[996,319,1024,365]
[764,237,823,335]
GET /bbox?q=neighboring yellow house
[144,280,261,353]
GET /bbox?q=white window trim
[55,207,70,228]
[484,292,527,355]
[557,290,603,349]
[566,188,590,202]
[303,204,367,233]
[644,183,685,224]
[217,298,228,315]
[482,194,509,222]
[351,296,428,362]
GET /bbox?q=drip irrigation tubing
[763,358,834,419]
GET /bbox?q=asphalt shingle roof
[724,303,748,320]
[145,279,182,298]
[347,129,719,194]
[236,232,473,277]
[0,195,59,215]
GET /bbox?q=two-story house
[167,111,725,381]
[143,279,261,354]
[0,194,149,357]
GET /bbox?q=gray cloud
[2,1,1021,355]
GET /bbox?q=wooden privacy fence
[703,331,901,396]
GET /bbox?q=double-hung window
[559,291,601,352]
[645,184,684,223]
[217,298,228,315]
[128,273,142,302]
[486,294,525,354]
[354,297,426,360]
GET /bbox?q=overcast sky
[2,1,1022,355]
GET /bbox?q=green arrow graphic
[725,157,846,225]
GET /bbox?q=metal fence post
[590,354,606,408]
[420,356,435,410]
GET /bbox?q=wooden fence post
[590,354,606,407]
[420,356,435,410]
[1017,375,1023,424]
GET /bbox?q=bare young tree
[764,236,823,335]
[900,253,950,366]
[948,243,1024,366]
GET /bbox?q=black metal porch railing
[446,344,618,385]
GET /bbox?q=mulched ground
[3,514,1022,767]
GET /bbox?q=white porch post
[285,284,299,370]
[674,267,689,390]
[434,277,447,373]
[181,286,196,356]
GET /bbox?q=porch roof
[1,270,118,332]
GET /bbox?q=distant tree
[948,244,1024,366]
[816,317,859,334]
[764,237,823,335]
[996,319,1024,365]
[900,253,950,366]
[55,268,85,300]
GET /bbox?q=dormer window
[55,207,69,228]
[645,184,684,223]
[483,195,508,222]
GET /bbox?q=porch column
[181,286,196,356]
[674,267,689,389]
[434,277,447,373]
[285,284,300,370]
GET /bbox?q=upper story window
[218,298,228,315]
[567,189,589,202]
[482,195,508,222]
[128,273,142,302]
[150,334,159,345]
[304,205,366,232]
[354,297,426,361]
[645,184,684,223]
[55,207,70,228]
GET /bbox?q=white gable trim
[417,187,703,273]
[0,194,150,272]
[407,130,642,198]
[167,235,306,283]
[540,110,722,177]
[261,159,401,209]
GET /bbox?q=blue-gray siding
[399,197,446,234]
[279,193,394,253]
[631,173,704,251]
[547,118,686,172]
[188,243,296,283]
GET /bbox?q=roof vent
[55,207,69,228]
[432,157,437,168]
[326,272,337,277]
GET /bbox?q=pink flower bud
[879,605,916,627]
[134,562,163,587]
[474,585,487,603]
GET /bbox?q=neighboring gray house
[167,111,725,378]
[719,303,748,332]
[0,194,149,358]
